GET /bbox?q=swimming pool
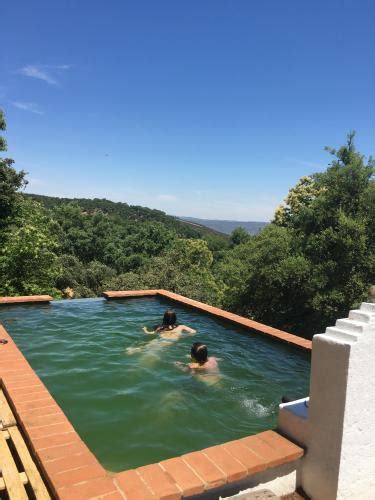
[0,297,310,472]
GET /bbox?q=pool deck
[103,290,312,351]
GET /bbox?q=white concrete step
[224,490,280,499]
[348,309,373,323]
[325,326,359,343]
[360,302,375,314]
[336,318,365,333]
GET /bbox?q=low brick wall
[0,295,53,305]
[114,431,303,499]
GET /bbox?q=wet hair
[155,310,177,331]
[163,310,177,326]
[191,342,208,364]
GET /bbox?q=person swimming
[127,310,196,355]
[188,342,219,370]
[174,342,221,385]
[143,310,196,340]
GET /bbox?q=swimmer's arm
[126,345,144,355]
[180,325,196,335]
[143,327,156,334]
[174,361,189,373]
[188,362,203,370]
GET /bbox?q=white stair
[325,326,359,343]
[336,318,365,333]
[360,302,375,314]
[348,309,373,323]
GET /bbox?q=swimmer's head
[191,342,208,364]
[162,310,177,327]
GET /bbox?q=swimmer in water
[126,310,196,355]
[143,310,196,340]
[175,343,221,385]
[188,342,220,370]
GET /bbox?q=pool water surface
[0,297,310,471]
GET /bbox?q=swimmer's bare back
[143,324,196,338]
[159,325,196,340]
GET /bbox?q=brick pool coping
[0,295,53,305]
[103,290,312,351]
[0,294,307,499]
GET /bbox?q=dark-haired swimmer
[126,310,196,355]
[174,343,221,385]
[188,342,219,370]
[143,310,196,340]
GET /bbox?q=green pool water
[0,297,310,471]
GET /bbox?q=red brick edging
[114,431,303,499]
[0,295,53,304]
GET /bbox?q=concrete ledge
[103,289,312,351]
[0,295,53,305]
[278,398,309,447]
[192,460,301,499]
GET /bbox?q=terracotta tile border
[103,289,312,350]
[113,431,303,498]
[0,296,306,499]
[0,295,53,305]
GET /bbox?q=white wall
[300,302,375,500]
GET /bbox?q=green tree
[273,175,325,226]
[0,110,28,229]
[227,225,313,333]
[264,132,374,336]
[103,272,146,292]
[0,199,61,296]
[143,239,224,305]
[0,110,60,297]
[230,227,250,246]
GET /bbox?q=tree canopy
[1,109,373,338]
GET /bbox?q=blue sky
[1,0,374,221]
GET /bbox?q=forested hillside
[27,194,227,240]
[1,109,373,338]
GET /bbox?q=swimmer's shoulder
[178,324,196,334]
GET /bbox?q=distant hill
[26,194,229,241]
[179,217,267,235]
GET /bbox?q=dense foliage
[1,110,373,338]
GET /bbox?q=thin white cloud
[286,157,324,170]
[12,101,44,115]
[19,64,70,86]
[157,194,178,202]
